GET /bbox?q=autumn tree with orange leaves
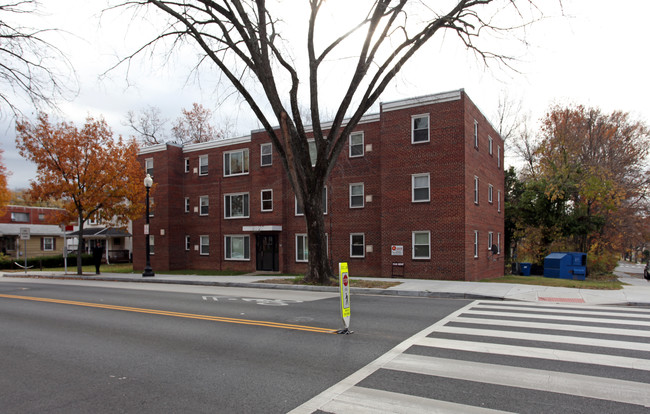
[16,114,146,275]
[0,150,10,215]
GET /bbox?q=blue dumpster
[520,263,532,276]
[543,252,587,280]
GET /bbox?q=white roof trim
[183,136,252,153]
[381,89,463,112]
[242,225,282,232]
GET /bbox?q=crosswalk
[290,300,650,413]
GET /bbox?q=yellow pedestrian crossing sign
[338,262,352,334]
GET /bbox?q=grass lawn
[481,273,623,290]
[259,276,402,289]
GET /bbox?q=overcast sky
[2,0,649,189]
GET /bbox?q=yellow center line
[0,293,337,334]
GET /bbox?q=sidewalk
[2,265,649,306]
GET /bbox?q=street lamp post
[143,173,155,277]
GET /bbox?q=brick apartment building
[134,89,504,280]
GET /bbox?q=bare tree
[114,0,544,284]
[0,1,76,116]
[125,105,168,146]
[171,102,222,144]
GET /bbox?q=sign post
[20,227,30,273]
[337,262,353,334]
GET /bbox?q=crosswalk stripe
[453,316,650,338]
[475,300,650,314]
[434,325,650,352]
[320,386,515,414]
[463,309,650,327]
[472,303,650,319]
[416,337,650,371]
[384,353,650,407]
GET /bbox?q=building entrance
[256,234,279,271]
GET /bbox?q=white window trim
[225,235,250,261]
[261,189,273,212]
[199,195,209,216]
[185,235,190,251]
[474,230,479,258]
[295,187,327,216]
[411,113,430,144]
[149,235,155,255]
[224,192,250,219]
[184,197,190,213]
[295,234,308,263]
[488,231,494,251]
[260,143,272,167]
[349,183,365,209]
[488,184,493,204]
[497,190,502,213]
[497,146,501,168]
[145,158,154,176]
[223,149,250,177]
[43,237,54,251]
[474,176,479,205]
[488,136,493,155]
[350,233,365,258]
[497,233,501,254]
[473,119,479,149]
[184,157,190,173]
[349,131,364,158]
[412,231,431,260]
[199,155,208,176]
[412,173,430,203]
[199,235,209,256]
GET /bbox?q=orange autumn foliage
[0,150,11,215]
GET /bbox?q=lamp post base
[142,266,155,277]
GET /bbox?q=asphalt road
[0,281,469,413]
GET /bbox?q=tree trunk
[76,216,84,275]
[302,187,333,285]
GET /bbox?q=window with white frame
[308,140,317,166]
[261,143,272,166]
[150,235,155,255]
[295,187,327,215]
[296,234,308,262]
[497,190,501,212]
[474,176,479,204]
[473,120,479,149]
[224,149,249,176]
[350,233,365,258]
[11,212,29,222]
[349,183,364,208]
[474,230,479,258]
[261,189,273,212]
[200,235,209,255]
[412,173,430,202]
[412,231,430,259]
[184,158,190,173]
[225,235,250,260]
[184,197,190,213]
[349,132,364,157]
[412,114,429,143]
[225,193,250,219]
[42,237,54,251]
[199,155,208,176]
[185,235,190,251]
[497,146,501,168]
[497,233,501,254]
[488,184,493,204]
[488,136,493,155]
[199,196,209,216]
[145,158,154,177]
[488,231,494,251]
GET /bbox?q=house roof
[68,227,132,238]
[0,223,64,237]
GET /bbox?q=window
[412,231,430,259]
[225,193,250,219]
[184,158,190,173]
[497,190,501,213]
[474,230,479,258]
[497,146,501,168]
[412,114,429,143]
[350,233,365,258]
[42,237,54,251]
[224,149,249,176]
[11,212,29,222]
[497,233,501,254]
[488,184,493,204]
[488,232,494,251]
[296,234,308,262]
[200,235,209,255]
[260,143,272,166]
[474,176,479,205]
[349,183,364,208]
[308,140,317,166]
[185,235,191,251]
[150,235,155,255]
[199,155,208,176]
[488,136,493,155]
[261,189,273,212]
[473,120,479,149]
[199,196,209,216]
[38,214,45,221]
[225,235,250,260]
[145,158,154,176]
[412,173,430,202]
[295,187,327,216]
[349,132,364,157]
[184,197,190,213]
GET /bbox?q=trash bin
[520,263,532,276]
[543,252,587,280]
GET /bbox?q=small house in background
[0,205,66,258]
[67,226,132,263]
